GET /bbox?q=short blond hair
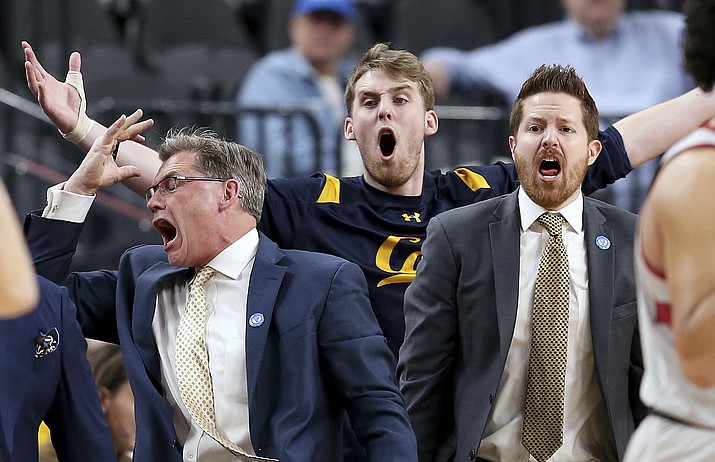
[345,43,435,116]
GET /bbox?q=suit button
[489,394,495,403]
[172,439,178,448]
[469,449,476,460]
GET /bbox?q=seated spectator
[422,0,694,212]
[40,342,135,462]
[88,342,135,462]
[237,0,361,179]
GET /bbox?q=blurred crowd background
[0,0,683,271]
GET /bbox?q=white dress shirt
[477,187,615,462]
[154,229,258,461]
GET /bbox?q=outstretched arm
[614,88,715,168]
[0,180,39,318]
[23,41,161,195]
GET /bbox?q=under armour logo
[402,212,421,222]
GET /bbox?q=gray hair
[157,127,266,223]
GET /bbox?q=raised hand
[23,40,148,145]
[22,41,83,135]
[65,110,154,196]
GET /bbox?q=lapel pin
[35,327,60,358]
[595,235,611,250]
[249,312,265,328]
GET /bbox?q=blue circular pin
[595,235,611,250]
[249,312,265,327]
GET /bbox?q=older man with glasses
[24,112,417,462]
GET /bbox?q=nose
[541,126,559,149]
[146,191,165,212]
[378,98,392,121]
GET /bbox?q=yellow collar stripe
[317,174,341,203]
[454,168,491,192]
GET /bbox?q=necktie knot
[192,266,216,288]
[537,212,564,237]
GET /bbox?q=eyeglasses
[145,176,227,202]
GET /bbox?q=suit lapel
[490,192,522,359]
[133,263,193,383]
[583,200,613,385]
[245,237,286,403]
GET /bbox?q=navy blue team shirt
[259,126,631,358]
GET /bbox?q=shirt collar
[568,16,623,44]
[206,228,259,280]
[518,187,584,234]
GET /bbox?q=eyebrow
[158,164,195,180]
[525,114,578,125]
[157,171,180,181]
[358,84,415,99]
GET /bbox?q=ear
[508,135,517,161]
[344,117,356,141]
[98,386,111,413]
[219,179,241,211]
[587,139,602,166]
[424,110,438,137]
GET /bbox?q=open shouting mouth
[378,127,396,159]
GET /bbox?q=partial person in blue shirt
[422,0,694,212]
[1,275,116,462]
[237,0,361,179]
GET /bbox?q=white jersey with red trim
[635,246,715,428]
[660,119,715,164]
[636,121,715,427]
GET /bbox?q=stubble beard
[514,148,588,210]
[358,139,423,190]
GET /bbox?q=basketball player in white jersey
[624,0,715,459]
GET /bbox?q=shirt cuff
[42,182,95,223]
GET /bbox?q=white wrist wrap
[60,71,94,144]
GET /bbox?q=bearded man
[398,64,645,462]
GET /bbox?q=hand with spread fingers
[23,41,83,136]
[64,110,154,196]
[23,41,150,146]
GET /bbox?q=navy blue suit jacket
[0,276,115,462]
[25,212,417,462]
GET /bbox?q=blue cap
[292,0,356,20]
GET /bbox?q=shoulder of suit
[433,193,509,231]
[585,196,639,229]
[278,246,350,267]
[121,245,168,270]
[586,196,637,216]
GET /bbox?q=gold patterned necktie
[175,266,277,461]
[522,213,570,462]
